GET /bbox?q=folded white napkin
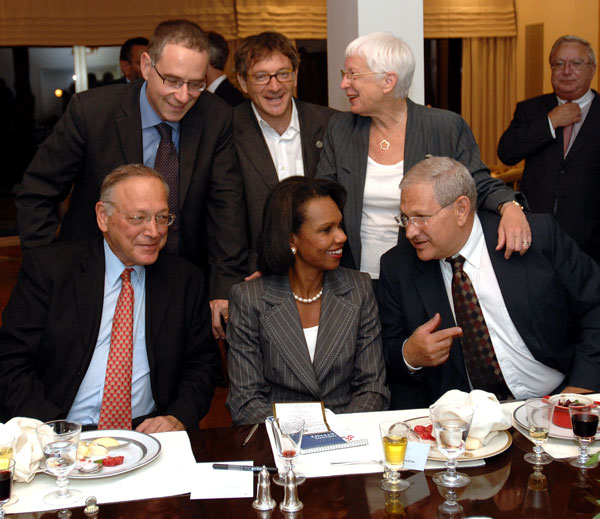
[0,417,44,483]
[433,390,512,450]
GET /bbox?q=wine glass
[0,458,15,519]
[36,420,83,505]
[524,398,554,465]
[379,421,410,492]
[430,404,474,488]
[569,404,599,468]
[267,416,305,486]
[0,432,17,507]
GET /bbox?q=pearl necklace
[292,287,324,304]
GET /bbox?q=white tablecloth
[8,430,196,514]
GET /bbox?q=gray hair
[401,156,477,209]
[345,32,415,98]
[550,35,596,65]
[100,164,169,208]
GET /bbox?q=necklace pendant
[379,139,390,151]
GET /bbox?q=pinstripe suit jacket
[226,267,390,425]
[316,99,523,270]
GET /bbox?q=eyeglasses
[340,69,386,81]
[153,63,206,93]
[248,69,295,85]
[550,59,592,71]
[106,202,176,227]
[395,201,455,228]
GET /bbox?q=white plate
[513,403,600,440]
[43,430,161,479]
[406,416,512,462]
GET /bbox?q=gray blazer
[226,267,390,425]
[234,99,336,272]
[316,99,523,270]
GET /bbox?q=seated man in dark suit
[233,31,336,273]
[0,165,219,431]
[205,31,245,106]
[379,156,600,409]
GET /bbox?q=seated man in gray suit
[233,31,336,273]
[0,165,219,431]
[378,156,600,409]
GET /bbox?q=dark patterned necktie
[154,122,179,254]
[98,268,134,430]
[446,255,512,400]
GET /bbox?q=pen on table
[213,463,278,473]
[242,423,259,447]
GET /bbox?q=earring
[290,246,297,255]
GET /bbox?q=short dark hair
[207,31,229,70]
[100,164,169,204]
[258,177,347,275]
[148,19,208,63]
[120,37,149,62]
[235,31,299,79]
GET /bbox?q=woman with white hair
[317,32,530,282]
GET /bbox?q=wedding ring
[522,240,531,246]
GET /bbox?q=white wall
[327,0,424,110]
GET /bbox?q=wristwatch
[498,200,524,213]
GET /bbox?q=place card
[402,441,430,471]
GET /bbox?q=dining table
[6,400,600,519]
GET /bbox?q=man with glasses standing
[498,35,600,263]
[378,156,600,410]
[2,165,219,431]
[17,20,247,339]
[233,32,335,273]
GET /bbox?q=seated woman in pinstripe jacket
[226,176,390,425]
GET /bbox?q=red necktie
[98,268,135,430]
[154,122,180,254]
[446,256,512,400]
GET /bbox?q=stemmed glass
[0,432,17,507]
[379,421,410,492]
[524,398,554,465]
[267,416,306,486]
[430,404,474,488]
[569,404,600,468]
[0,458,15,519]
[36,420,83,505]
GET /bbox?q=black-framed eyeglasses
[105,202,176,227]
[153,63,206,93]
[248,69,295,85]
[395,200,455,228]
[340,69,386,81]
[550,59,592,71]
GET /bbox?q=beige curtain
[424,0,517,170]
[0,0,326,46]
[461,37,516,170]
[423,0,516,38]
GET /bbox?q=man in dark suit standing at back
[379,156,600,410]
[233,31,336,273]
[498,35,600,263]
[205,31,245,106]
[115,37,149,83]
[16,19,247,340]
[1,165,218,431]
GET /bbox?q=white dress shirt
[207,74,227,93]
[67,240,156,425]
[438,215,565,399]
[252,99,304,179]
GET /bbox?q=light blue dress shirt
[139,82,180,166]
[67,240,156,425]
